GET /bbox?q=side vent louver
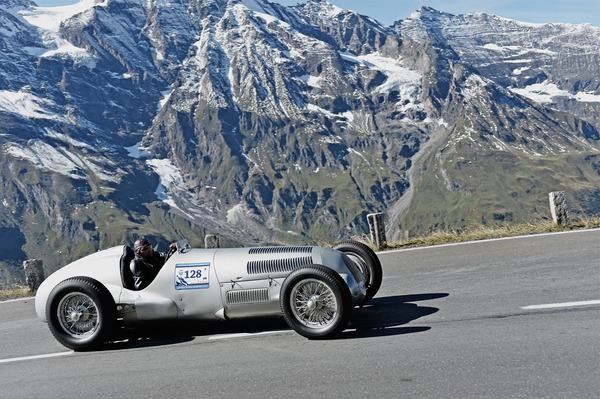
[227,289,270,304]
[248,246,313,255]
[247,256,313,275]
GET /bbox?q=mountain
[389,7,600,235]
[0,0,598,285]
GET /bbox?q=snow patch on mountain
[66,150,121,183]
[300,74,322,89]
[481,43,557,57]
[576,91,600,103]
[44,130,94,150]
[0,89,65,121]
[19,0,103,65]
[4,136,122,182]
[512,81,600,104]
[339,51,424,120]
[20,0,100,32]
[226,203,247,225]
[158,88,173,111]
[4,140,84,179]
[340,51,422,93]
[306,103,337,118]
[146,158,194,217]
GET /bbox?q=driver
[130,237,176,290]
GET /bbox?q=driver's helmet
[133,238,152,256]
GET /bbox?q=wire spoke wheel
[290,279,338,328]
[57,292,100,338]
[280,265,352,339]
[46,277,116,351]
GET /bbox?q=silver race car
[35,239,382,350]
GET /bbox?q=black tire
[46,277,116,351]
[280,264,352,339]
[332,240,383,304]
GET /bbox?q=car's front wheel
[332,240,383,304]
[46,277,116,351]
[280,265,352,339]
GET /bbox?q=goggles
[135,244,151,254]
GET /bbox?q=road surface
[1,229,599,398]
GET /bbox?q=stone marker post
[549,191,569,225]
[23,259,44,291]
[367,212,387,249]
[205,234,220,249]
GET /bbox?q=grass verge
[383,218,600,250]
[0,285,34,301]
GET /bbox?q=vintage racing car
[35,239,383,350]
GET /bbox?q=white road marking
[208,330,291,340]
[0,351,73,364]
[522,300,600,310]
[0,297,35,304]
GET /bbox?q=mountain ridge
[0,0,598,285]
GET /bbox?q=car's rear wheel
[332,240,383,304]
[46,277,116,351]
[280,265,352,339]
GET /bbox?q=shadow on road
[341,293,449,339]
[108,317,291,351]
[105,293,448,350]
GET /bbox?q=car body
[35,239,382,350]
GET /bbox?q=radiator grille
[248,246,313,255]
[226,289,270,304]
[247,256,313,275]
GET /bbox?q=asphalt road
[1,229,599,398]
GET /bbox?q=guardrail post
[205,234,220,248]
[23,259,44,291]
[367,212,387,249]
[549,191,569,225]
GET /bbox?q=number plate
[175,263,210,290]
